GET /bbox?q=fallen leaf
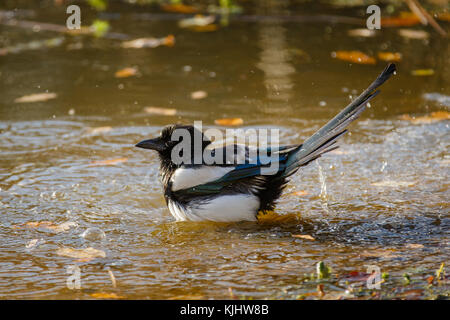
[114,67,138,78]
[90,158,128,166]
[426,275,434,284]
[14,92,57,103]
[347,28,377,37]
[161,3,198,14]
[121,35,175,49]
[214,118,244,126]
[292,234,315,241]
[398,29,429,40]
[144,106,177,116]
[86,126,112,135]
[437,12,450,22]
[289,190,309,196]
[405,243,424,249]
[331,51,376,65]
[377,52,402,62]
[381,12,421,27]
[411,69,434,76]
[342,271,371,282]
[168,294,206,300]
[191,90,208,100]
[257,211,299,224]
[399,111,450,124]
[178,15,215,29]
[360,249,399,259]
[90,292,124,299]
[56,247,106,261]
[371,180,415,187]
[190,24,219,32]
[13,221,77,233]
[317,284,325,298]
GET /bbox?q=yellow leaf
[331,51,376,65]
[292,234,315,241]
[190,24,219,32]
[437,12,450,22]
[86,126,112,135]
[190,91,208,100]
[398,29,429,40]
[56,247,106,261]
[90,292,124,299]
[161,4,198,14]
[214,118,244,126]
[144,106,177,116]
[377,52,402,62]
[90,158,128,166]
[411,69,434,76]
[289,190,309,196]
[114,67,138,78]
[14,92,57,103]
[399,111,450,124]
[381,12,421,27]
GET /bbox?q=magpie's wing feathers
[175,145,291,196]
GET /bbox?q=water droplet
[80,227,106,241]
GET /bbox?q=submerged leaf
[377,52,402,62]
[56,247,106,261]
[161,4,199,14]
[178,15,215,29]
[411,69,434,76]
[90,158,128,166]
[331,51,376,65]
[14,92,57,103]
[214,118,244,126]
[399,111,450,124]
[347,28,377,38]
[191,90,208,100]
[144,106,177,116]
[398,29,429,40]
[381,12,421,27]
[90,292,124,299]
[121,35,175,49]
[292,234,315,241]
[114,67,138,78]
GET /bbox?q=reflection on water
[0,1,449,299]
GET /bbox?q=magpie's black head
[135,124,212,165]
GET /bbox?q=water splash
[317,160,330,215]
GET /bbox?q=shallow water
[0,1,449,299]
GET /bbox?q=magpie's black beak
[135,137,166,152]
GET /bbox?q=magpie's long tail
[284,63,396,176]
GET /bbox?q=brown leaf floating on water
[292,234,315,241]
[214,118,244,126]
[90,158,128,166]
[399,111,450,124]
[161,4,199,14]
[289,190,310,196]
[411,69,435,76]
[14,92,57,103]
[121,35,175,49]
[331,51,376,65]
[13,221,77,233]
[144,106,177,116]
[86,126,112,135]
[398,29,429,40]
[377,52,402,62]
[190,90,208,100]
[114,67,138,78]
[90,292,125,299]
[56,247,106,262]
[381,12,421,27]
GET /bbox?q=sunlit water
[0,1,449,299]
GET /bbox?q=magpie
[136,64,396,222]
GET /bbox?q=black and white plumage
[136,64,396,222]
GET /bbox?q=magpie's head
[135,124,212,165]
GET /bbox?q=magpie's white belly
[168,194,259,222]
